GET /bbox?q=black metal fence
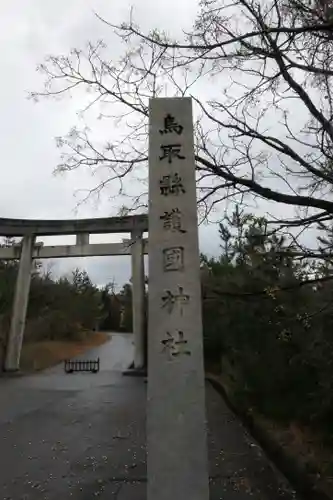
[64,358,100,374]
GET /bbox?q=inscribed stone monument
[147,97,209,500]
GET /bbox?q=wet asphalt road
[0,333,299,499]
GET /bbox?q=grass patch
[20,331,109,372]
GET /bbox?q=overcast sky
[0,0,219,288]
[0,1,304,288]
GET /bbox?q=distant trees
[99,281,134,332]
[99,282,120,331]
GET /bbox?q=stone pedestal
[147,98,209,500]
[4,234,35,371]
[131,230,145,369]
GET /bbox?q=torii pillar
[131,230,146,369]
[4,234,35,371]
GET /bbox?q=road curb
[206,374,331,500]
[122,367,147,377]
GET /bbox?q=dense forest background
[202,208,333,434]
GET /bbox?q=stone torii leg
[131,230,146,369]
[4,234,35,371]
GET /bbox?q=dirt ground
[19,331,109,372]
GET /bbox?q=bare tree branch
[31,0,333,257]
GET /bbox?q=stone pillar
[147,98,209,500]
[131,230,145,369]
[4,234,35,371]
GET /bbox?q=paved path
[0,333,299,499]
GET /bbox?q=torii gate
[0,214,148,373]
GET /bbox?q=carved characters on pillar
[159,144,185,164]
[160,208,186,234]
[159,173,186,196]
[162,247,184,272]
[161,330,191,360]
[161,286,190,315]
[159,114,184,136]
[158,112,192,360]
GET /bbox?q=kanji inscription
[159,114,183,135]
[160,208,186,233]
[159,144,185,164]
[159,174,186,196]
[161,286,190,315]
[162,247,184,272]
[161,330,191,359]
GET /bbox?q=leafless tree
[31,0,333,258]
